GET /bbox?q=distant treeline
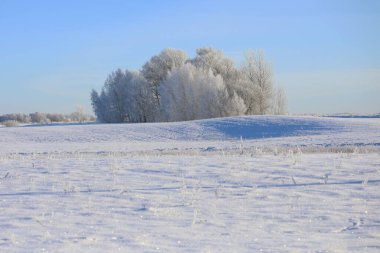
[323,114,380,119]
[91,47,287,123]
[0,108,95,125]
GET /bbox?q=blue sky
[0,0,379,115]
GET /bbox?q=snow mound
[1,115,379,155]
[1,115,380,252]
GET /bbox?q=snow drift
[1,115,379,155]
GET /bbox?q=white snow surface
[1,115,380,252]
[1,115,379,155]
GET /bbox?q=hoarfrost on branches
[91,47,287,123]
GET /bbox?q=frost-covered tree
[70,106,87,123]
[91,69,128,123]
[0,112,94,124]
[189,47,240,96]
[272,86,287,115]
[47,113,66,123]
[0,113,31,123]
[141,48,188,105]
[102,69,129,122]
[91,89,106,122]
[30,112,50,124]
[159,64,246,122]
[91,47,286,123]
[240,50,273,115]
[127,71,156,122]
[91,69,155,123]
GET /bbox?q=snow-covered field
[1,116,380,252]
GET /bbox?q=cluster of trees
[91,48,287,123]
[0,107,95,125]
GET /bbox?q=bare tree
[272,86,287,115]
[240,50,273,115]
[70,106,86,123]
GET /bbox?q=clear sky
[0,0,379,115]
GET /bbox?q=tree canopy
[91,47,287,123]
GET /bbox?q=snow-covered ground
[1,116,379,252]
[1,115,379,155]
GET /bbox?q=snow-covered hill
[1,115,379,155]
[1,116,380,252]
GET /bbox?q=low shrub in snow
[2,120,19,127]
